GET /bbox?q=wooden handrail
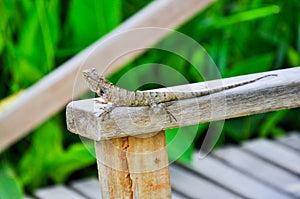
[0,0,214,152]
[67,67,300,140]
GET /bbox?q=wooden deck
[27,133,300,199]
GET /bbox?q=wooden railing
[1,0,299,197]
[66,67,300,198]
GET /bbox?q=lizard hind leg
[150,99,177,123]
[160,102,177,123]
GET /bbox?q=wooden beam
[0,0,214,151]
[66,67,300,140]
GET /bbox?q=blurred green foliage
[0,0,300,197]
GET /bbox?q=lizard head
[82,68,112,97]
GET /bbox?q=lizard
[82,68,277,121]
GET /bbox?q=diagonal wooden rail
[66,67,300,198]
[0,0,214,152]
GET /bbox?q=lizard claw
[98,106,115,121]
[162,102,177,123]
[93,100,115,121]
[165,108,177,123]
[151,102,177,123]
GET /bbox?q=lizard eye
[99,89,105,96]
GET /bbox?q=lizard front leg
[94,99,115,121]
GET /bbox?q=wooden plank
[35,185,86,199]
[95,131,171,198]
[71,178,101,199]
[189,153,292,199]
[71,177,184,199]
[278,133,300,151]
[0,0,214,152]
[70,177,187,199]
[214,146,300,198]
[171,191,186,199]
[67,67,300,140]
[243,139,300,175]
[169,164,242,199]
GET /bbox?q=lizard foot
[97,106,115,121]
[93,100,115,121]
[151,101,177,123]
[162,102,177,123]
[165,107,177,123]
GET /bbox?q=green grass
[1,0,300,197]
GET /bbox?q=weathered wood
[0,0,214,152]
[189,153,292,199]
[67,67,300,140]
[243,139,300,175]
[95,131,171,199]
[71,178,101,199]
[171,191,186,199]
[169,164,242,199]
[35,185,86,199]
[71,177,182,199]
[278,132,300,151]
[214,146,300,198]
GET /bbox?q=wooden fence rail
[67,67,300,140]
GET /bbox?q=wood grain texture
[243,139,300,175]
[169,164,242,199]
[71,178,102,199]
[95,131,171,199]
[71,177,183,199]
[35,185,86,199]
[67,67,300,140]
[190,153,292,199]
[214,146,300,198]
[278,133,300,151]
[0,0,214,152]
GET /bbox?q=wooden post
[66,98,172,198]
[95,132,171,198]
